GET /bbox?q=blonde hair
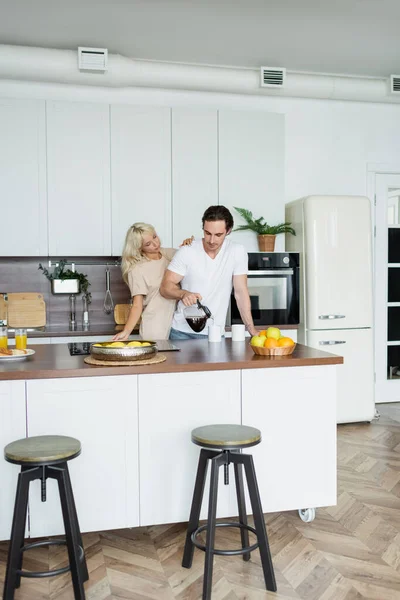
[121,222,159,283]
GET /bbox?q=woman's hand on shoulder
[180,235,194,247]
[112,330,131,341]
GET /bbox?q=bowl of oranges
[250,327,296,357]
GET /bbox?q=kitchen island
[0,340,342,541]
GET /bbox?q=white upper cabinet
[47,101,111,256]
[111,105,172,256]
[171,108,218,246]
[218,110,285,251]
[0,98,47,256]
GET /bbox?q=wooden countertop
[0,340,343,381]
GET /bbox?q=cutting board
[0,294,7,324]
[114,304,131,325]
[7,293,46,328]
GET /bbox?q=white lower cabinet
[138,370,241,526]
[26,376,139,537]
[0,381,26,541]
[241,366,337,514]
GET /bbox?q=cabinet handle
[247,269,294,275]
[319,340,346,345]
[318,314,345,320]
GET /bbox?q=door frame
[367,164,400,403]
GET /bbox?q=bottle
[82,294,89,330]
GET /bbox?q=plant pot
[51,279,80,294]
[257,234,276,252]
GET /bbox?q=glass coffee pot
[184,303,209,333]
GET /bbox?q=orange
[259,330,268,337]
[277,337,295,347]
[264,338,278,348]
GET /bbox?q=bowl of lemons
[90,340,157,361]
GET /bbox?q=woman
[113,223,193,341]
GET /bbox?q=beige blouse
[127,248,176,340]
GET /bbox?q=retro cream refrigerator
[286,195,374,423]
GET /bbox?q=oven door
[230,269,299,327]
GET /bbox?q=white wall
[1,78,400,206]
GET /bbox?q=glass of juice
[0,326,7,349]
[15,328,27,350]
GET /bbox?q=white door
[0,98,47,256]
[306,328,375,423]
[47,101,111,256]
[218,110,285,251]
[138,370,241,526]
[304,195,373,331]
[375,173,400,403]
[0,381,26,541]
[26,376,139,536]
[171,108,218,246]
[111,105,172,255]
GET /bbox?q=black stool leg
[233,459,250,562]
[3,466,39,600]
[242,454,277,592]
[182,449,217,568]
[63,463,89,582]
[53,463,86,600]
[203,453,224,600]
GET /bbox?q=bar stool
[182,424,277,599]
[3,435,88,600]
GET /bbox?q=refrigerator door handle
[318,314,346,320]
[319,340,347,345]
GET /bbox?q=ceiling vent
[78,47,108,72]
[390,74,400,94]
[260,66,286,88]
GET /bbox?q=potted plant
[38,260,92,303]
[234,207,296,251]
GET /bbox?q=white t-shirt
[168,238,248,335]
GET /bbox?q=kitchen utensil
[114,304,131,325]
[90,340,157,362]
[231,324,245,342]
[7,293,46,328]
[197,299,212,319]
[103,268,114,315]
[0,294,7,325]
[250,342,296,356]
[184,304,208,332]
[208,324,221,343]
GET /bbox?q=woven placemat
[84,353,167,367]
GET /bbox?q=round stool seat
[4,435,81,466]
[191,424,261,450]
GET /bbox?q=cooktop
[68,341,180,356]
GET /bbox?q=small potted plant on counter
[234,207,296,251]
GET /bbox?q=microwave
[228,252,300,327]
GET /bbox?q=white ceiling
[1,0,400,78]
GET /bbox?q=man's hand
[181,291,202,307]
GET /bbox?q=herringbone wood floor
[2,405,400,599]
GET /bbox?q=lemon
[108,342,125,348]
[92,343,102,347]
[127,341,142,347]
[141,342,151,346]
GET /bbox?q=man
[160,205,258,340]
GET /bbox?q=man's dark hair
[202,205,234,232]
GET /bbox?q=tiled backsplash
[0,257,131,327]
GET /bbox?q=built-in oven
[229,252,300,327]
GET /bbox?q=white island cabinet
[26,376,139,537]
[242,366,337,513]
[138,370,241,526]
[0,382,26,540]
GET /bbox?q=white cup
[208,324,221,343]
[231,324,246,342]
